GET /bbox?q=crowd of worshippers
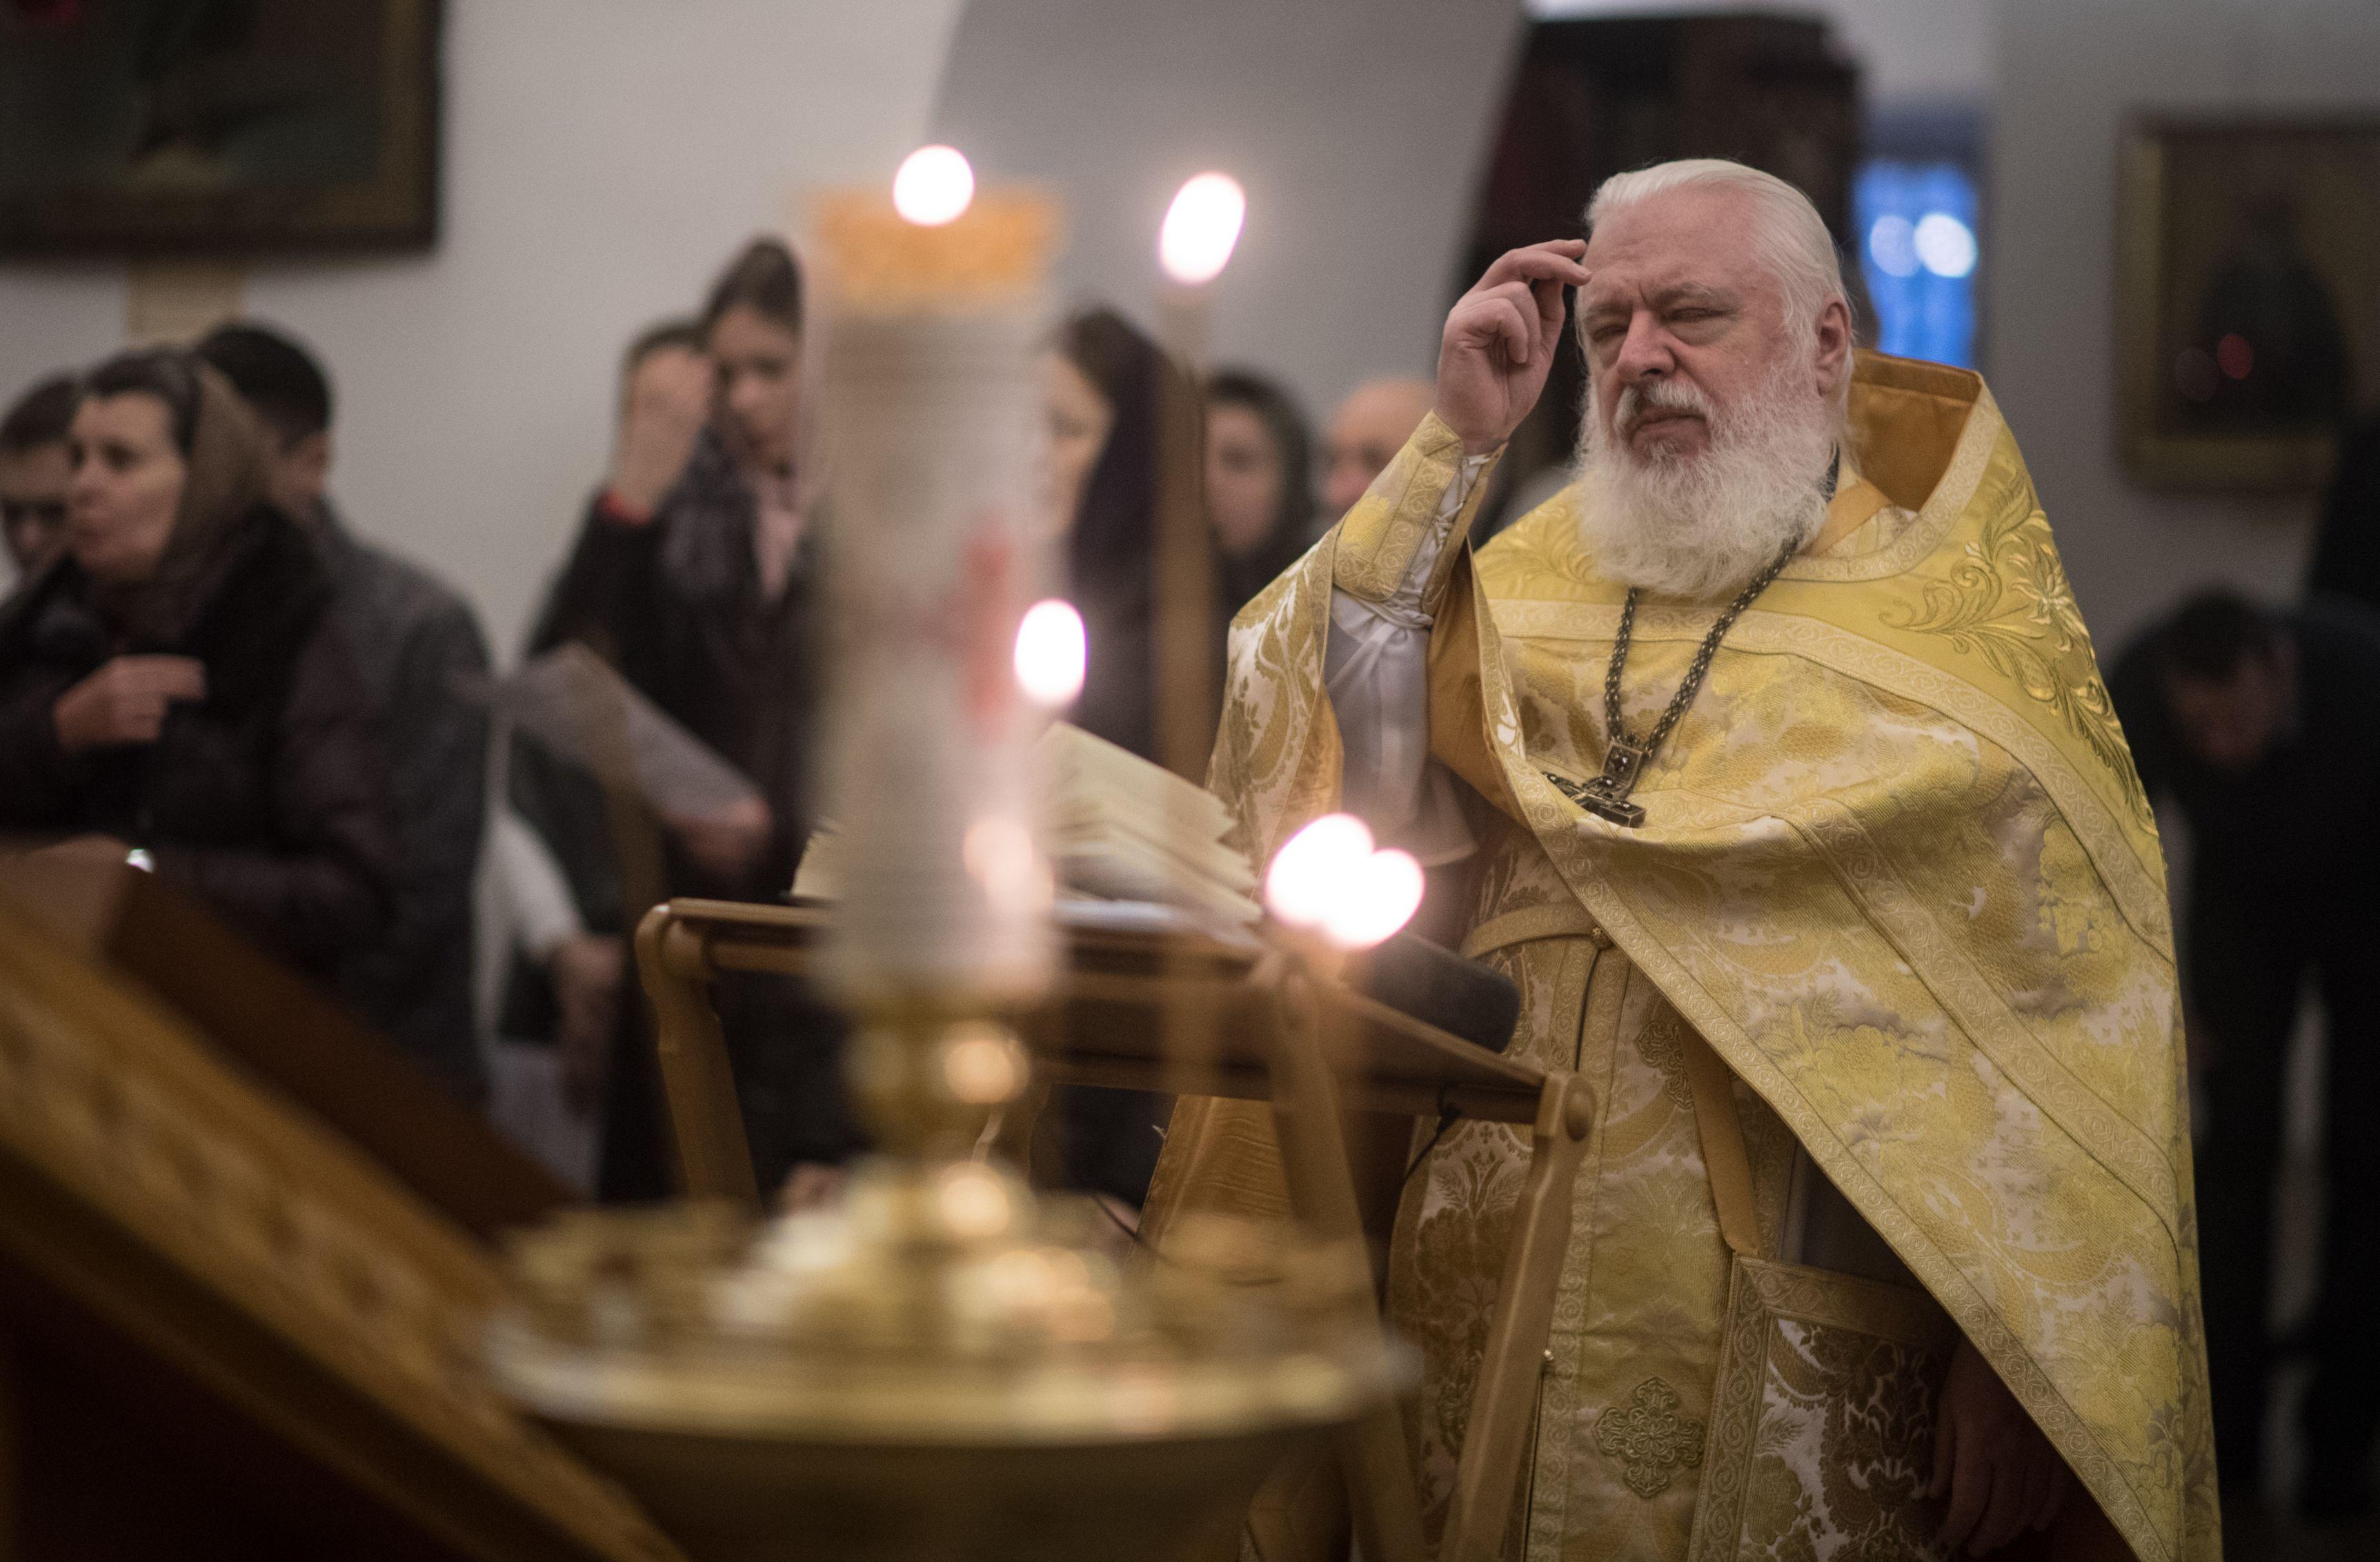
[0,234,1442,1210]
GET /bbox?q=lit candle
[813,150,1062,1003]
[1013,597,1087,708]
[1157,172,1247,355]
[1149,171,1247,783]
[1264,813,1425,951]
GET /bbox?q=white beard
[1572,362,1840,601]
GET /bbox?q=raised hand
[1434,239,1591,455]
[51,654,207,753]
[606,343,713,520]
[664,793,774,884]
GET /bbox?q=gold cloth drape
[1148,353,2218,1562]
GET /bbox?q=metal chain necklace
[1547,537,1799,827]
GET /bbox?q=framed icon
[2114,115,2380,491]
[0,0,441,256]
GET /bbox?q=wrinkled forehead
[1580,186,1780,316]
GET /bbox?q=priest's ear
[1813,294,1854,403]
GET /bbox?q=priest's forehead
[1579,184,1782,318]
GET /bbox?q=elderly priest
[1151,160,2217,1562]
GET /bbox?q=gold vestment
[1149,354,2219,1562]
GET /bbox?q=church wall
[1987,0,2380,656]
[0,0,969,653]
[930,0,1525,439]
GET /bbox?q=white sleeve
[492,809,584,965]
[1324,453,1493,866]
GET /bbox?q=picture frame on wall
[2115,114,2380,492]
[0,0,441,257]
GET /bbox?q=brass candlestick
[485,171,1403,1562]
[487,1004,1397,1562]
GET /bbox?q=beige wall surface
[931,0,1524,439]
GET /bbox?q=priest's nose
[1613,314,1678,384]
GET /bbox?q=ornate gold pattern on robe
[1149,353,2219,1562]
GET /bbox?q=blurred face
[1323,379,1433,520]
[1206,401,1283,557]
[2165,656,2288,775]
[1577,185,1847,464]
[1040,352,1113,537]
[66,393,187,586]
[0,439,70,573]
[260,428,330,521]
[708,305,802,471]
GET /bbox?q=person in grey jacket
[197,322,493,1102]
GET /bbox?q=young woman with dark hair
[0,349,397,975]
[1038,307,1206,1209]
[1205,367,1319,622]
[517,238,855,1203]
[1043,306,1201,764]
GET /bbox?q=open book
[794,723,1260,926]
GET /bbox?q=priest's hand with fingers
[1933,1337,2070,1554]
[1434,239,1591,456]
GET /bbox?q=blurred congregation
[3,1,2380,1554]
[0,247,1392,1205]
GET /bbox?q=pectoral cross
[1545,740,1651,829]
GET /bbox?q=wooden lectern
[635,898,1595,1562]
[0,869,676,1561]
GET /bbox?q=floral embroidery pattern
[1881,485,2154,831]
[1634,1005,1696,1107]
[1596,1376,1707,1498]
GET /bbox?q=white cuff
[1321,451,1491,866]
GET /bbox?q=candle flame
[1159,172,1247,286]
[893,145,975,226]
[1014,597,1087,706]
[1324,847,1424,949]
[1265,813,1422,947]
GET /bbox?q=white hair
[1569,161,1850,599]
[1574,356,1836,599]
[1585,159,1847,353]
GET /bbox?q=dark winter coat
[313,509,491,1098]
[0,507,399,976]
[512,428,854,1200]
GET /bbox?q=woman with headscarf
[1038,308,1204,1209]
[1043,307,1203,765]
[0,348,395,975]
[516,239,857,1204]
[1204,368,1318,624]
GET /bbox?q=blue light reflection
[1854,160,1978,367]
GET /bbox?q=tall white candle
[811,175,1062,1005]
